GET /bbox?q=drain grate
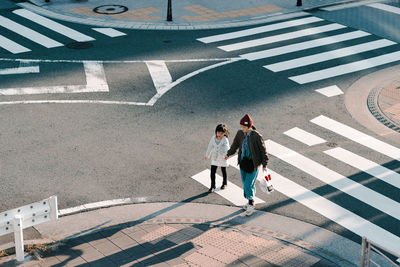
[93,5,128,15]
[66,42,93,50]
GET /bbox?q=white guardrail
[0,196,58,262]
[361,237,400,267]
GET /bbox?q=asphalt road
[1,1,400,246]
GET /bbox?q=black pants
[210,165,227,188]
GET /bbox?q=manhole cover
[93,5,128,15]
[66,42,93,50]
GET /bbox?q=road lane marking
[0,34,31,54]
[283,127,326,146]
[191,169,265,206]
[197,16,322,43]
[92,28,126,37]
[218,24,347,52]
[368,3,400,15]
[289,51,400,84]
[240,31,370,61]
[265,139,400,221]
[145,61,173,94]
[265,39,396,72]
[315,85,343,97]
[0,61,39,75]
[311,115,400,161]
[320,0,382,11]
[0,15,62,48]
[13,9,94,42]
[324,147,400,189]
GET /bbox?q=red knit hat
[240,114,253,128]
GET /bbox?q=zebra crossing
[190,115,400,254]
[197,14,400,84]
[0,8,125,54]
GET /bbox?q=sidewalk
[0,202,363,267]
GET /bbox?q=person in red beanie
[225,114,271,216]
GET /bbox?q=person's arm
[256,133,269,168]
[226,131,241,157]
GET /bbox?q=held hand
[224,155,229,160]
[204,156,208,160]
[263,167,267,172]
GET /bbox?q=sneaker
[208,187,215,193]
[221,184,227,190]
[242,203,249,210]
[267,185,274,193]
[245,205,255,216]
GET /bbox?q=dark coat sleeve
[256,132,269,168]
[226,130,242,157]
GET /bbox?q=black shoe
[221,184,227,190]
[208,187,215,193]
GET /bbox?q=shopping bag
[258,169,274,194]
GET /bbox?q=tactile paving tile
[141,225,179,242]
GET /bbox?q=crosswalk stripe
[265,39,396,72]
[92,28,126,37]
[269,169,400,254]
[0,15,62,48]
[240,30,370,61]
[289,50,400,84]
[13,9,94,42]
[145,61,173,94]
[324,147,400,189]
[368,3,400,15]
[191,169,265,206]
[283,127,326,146]
[311,115,400,161]
[0,34,30,53]
[218,23,347,52]
[197,16,323,44]
[265,139,400,221]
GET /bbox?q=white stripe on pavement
[315,85,343,97]
[321,0,382,11]
[289,50,400,84]
[0,15,62,48]
[311,115,400,161]
[197,16,323,44]
[92,28,126,37]
[191,169,265,206]
[13,9,95,42]
[368,3,400,15]
[218,23,347,52]
[0,34,31,54]
[283,127,326,146]
[240,30,370,61]
[265,139,400,221]
[269,169,400,255]
[0,66,39,75]
[145,61,173,94]
[265,39,395,72]
[324,147,400,189]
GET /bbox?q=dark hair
[215,124,230,137]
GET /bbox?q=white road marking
[315,85,343,97]
[13,9,95,42]
[266,139,400,221]
[197,16,323,44]
[145,61,173,94]
[240,30,370,61]
[0,58,239,64]
[311,115,400,161]
[0,66,39,75]
[0,62,108,95]
[289,51,400,84]
[324,147,400,189]
[368,3,400,15]
[218,24,347,52]
[92,28,126,37]
[268,169,400,255]
[0,15,62,48]
[191,169,265,206]
[265,39,396,72]
[320,0,382,11]
[0,100,149,106]
[283,127,326,146]
[0,34,31,54]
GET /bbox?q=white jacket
[205,136,230,167]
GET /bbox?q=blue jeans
[240,168,259,200]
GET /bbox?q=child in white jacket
[205,124,230,192]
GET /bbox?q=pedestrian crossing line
[197,16,323,44]
[289,50,400,84]
[13,9,95,42]
[191,169,265,206]
[368,3,400,15]
[218,23,347,52]
[265,39,396,72]
[283,127,326,146]
[92,28,126,37]
[265,139,400,221]
[324,147,400,190]
[269,169,400,255]
[240,30,371,61]
[0,65,39,75]
[0,34,30,54]
[315,85,343,97]
[311,115,400,161]
[0,15,62,48]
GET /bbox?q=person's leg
[221,167,227,189]
[209,165,217,192]
[240,169,247,199]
